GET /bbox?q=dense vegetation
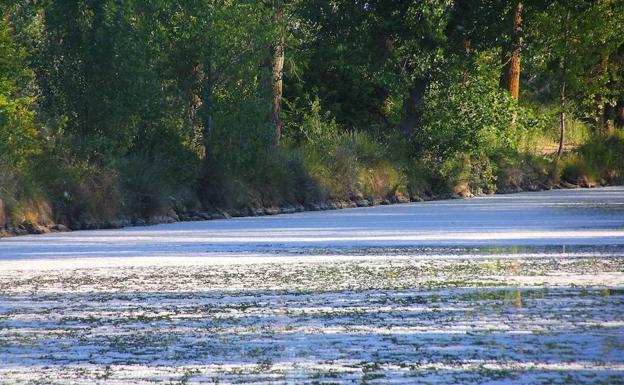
[1,0,624,232]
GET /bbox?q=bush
[560,155,597,186]
[200,160,249,210]
[417,54,541,163]
[300,127,405,201]
[73,171,122,223]
[201,148,321,210]
[436,153,496,197]
[0,15,42,225]
[493,150,552,191]
[30,154,122,225]
[405,160,437,198]
[337,131,386,165]
[357,162,403,199]
[120,145,203,218]
[245,148,321,206]
[578,131,624,184]
[120,156,170,218]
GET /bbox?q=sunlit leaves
[0,14,39,170]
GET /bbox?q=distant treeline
[1,1,623,232]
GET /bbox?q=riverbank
[2,186,623,260]
[0,177,609,239]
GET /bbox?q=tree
[528,0,624,157]
[288,0,391,132]
[0,13,39,172]
[366,0,452,139]
[289,0,452,139]
[500,1,523,99]
[270,0,285,145]
[37,0,152,164]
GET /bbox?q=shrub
[246,148,321,206]
[417,54,541,163]
[357,162,403,199]
[201,148,321,210]
[405,160,436,198]
[337,131,386,165]
[73,171,121,222]
[300,127,405,201]
[493,151,552,191]
[0,15,42,225]
[578,131,624,183]
[119,156,169,218]
[560,155,597,186]
[436,153,497,197]
[32,154,123,225]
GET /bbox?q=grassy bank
[2,128,622,237]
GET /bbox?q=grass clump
[577,131,624,184]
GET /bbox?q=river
[1,187,623,384]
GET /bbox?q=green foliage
[288,0,454,132]
[417,54,541,161]
[526,0,624,126]
[37,1,148,164]
[1,0,624,229]
[577,131,624,183]
[287,97,340,147]
[0,15,38,170]
[493,151,552,191]
[412,153,498,198]
[560,155,597,185]
[298,110,401,200]
[0,13,41,221]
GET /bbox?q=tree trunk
[271,0,285,146]
[199,36,215,158]
[0,198,5,229]
[501,0,523,99]
[596,54,612,131]
[557,81,566,159]
[201,58,214,148]
[398,78,428,138]
[557,9,572,159]
[185,62,207,160]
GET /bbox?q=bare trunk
[501,1,523,99]
[271,0,284,146]
[557,10,572,160]
[186,62,206,160]
[194,38,215,160]
[0,198,5,229]
[201,58,214,145]
[596,54,613,131]
[271,38,284,145]
[557,82,566,159]
[398,78,428,138]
